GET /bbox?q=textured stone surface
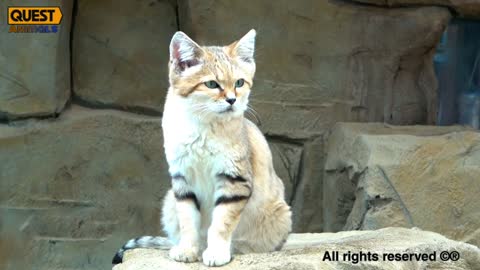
[269,140,303,203]
[0,0,72,119]
[0,106,170,269]
[290,137,325,233]
[72,0,177,113]
[113,227,480,270]
[351,0,480,19]
[268,137,326,233]
[179,0,450,139]
[323,123,480,247]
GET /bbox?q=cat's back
[244,119,273,162]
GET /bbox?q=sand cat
[113,29,291,267]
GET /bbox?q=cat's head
[168,30,256,120]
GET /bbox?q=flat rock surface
[113,227,480,270]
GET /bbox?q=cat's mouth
[220,107,234,113]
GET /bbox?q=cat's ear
[229,29,256,63]
[169,31,203,71]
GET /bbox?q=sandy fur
[161,30,291,267]
[114,30,292,267]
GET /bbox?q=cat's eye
[204,80,220,89]
[235,79,245,88]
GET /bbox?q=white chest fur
[163,120,235,179]
[162,95,246,206]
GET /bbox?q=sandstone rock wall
[1,0,476,269]
[179,0,450,135]
[0,0,73,120]
[72,0,177,113]
[324,123,480,247]
[0,106,170,269]
[351,0,480,19]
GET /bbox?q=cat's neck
[190,112,245,135]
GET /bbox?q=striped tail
[112,236,173,264]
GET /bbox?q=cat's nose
[226,98,236,105]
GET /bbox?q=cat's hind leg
[234,198,291,254]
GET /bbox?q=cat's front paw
[169,245,199,263]
[202,246,232,267]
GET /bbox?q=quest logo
[7,7,63,33]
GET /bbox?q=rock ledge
[113,227,480,270]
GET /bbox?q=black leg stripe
[218,173,248,183]
[174,191,200,211]
[215,195,250,206]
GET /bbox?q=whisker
[246,105,262,126]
